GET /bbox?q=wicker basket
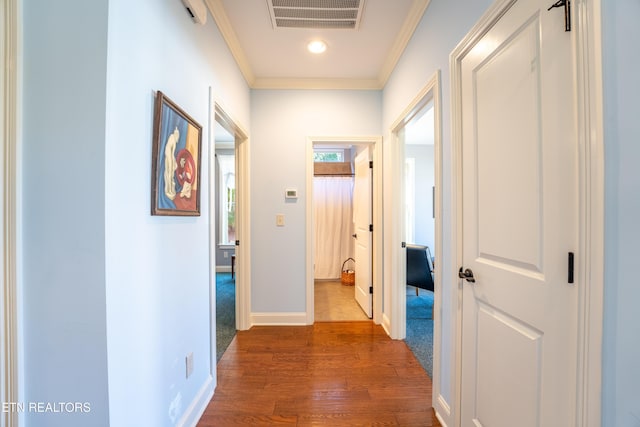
[341,258,355,286]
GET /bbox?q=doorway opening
[312,143,370,321]
[305,136,383,325]
[211,102,250,367]
[213,122,236,362]
[403,102,436,378]
[389,72,442,384]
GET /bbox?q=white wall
[382,0,493,424]
[103,1,249,426]
[22,0,249,426]
[250,90,381,315]
[602,1,640,426]
[405,144,435,250]
[22,1,110,426]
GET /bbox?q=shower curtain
[314,176,355,279]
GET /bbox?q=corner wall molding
[2,0,19,426]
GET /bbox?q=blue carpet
[216,272,236,363]
[405,290,434,378]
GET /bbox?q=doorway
[211,102,250,368]
[213,123,236,361]
[312,143,370,321]
[403,101,436,378]
[389,71,442,397]
[305,136,383,325]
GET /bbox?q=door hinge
[401,241,406,248]
[369,160,373,169]
[548,0,571,32]
[369,224,373,232]
[568,252,574,284]
[235,240,240,246]
[369,286,373,294]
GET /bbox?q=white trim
[388,70,443,417]
[381,312,392,337]
[253,77,383,91]
[377,0,432,86]
[204,0,255,86]
[449,0,604,425]
[388,77,440,333]
[176,375,215,427]
[250,312,308,326]
[206,0,429,90]
[306,136,383,326]
[2,0,19,426]
[214,103,251,332]
[210,99,251,397]
[435,410,448,427]
[574,0,604,425]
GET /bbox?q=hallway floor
[314,280,369,321]
[198,322,441,426]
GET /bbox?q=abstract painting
[151,91,202,216]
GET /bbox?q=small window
[218,154,235,246]
[314,149,344,162]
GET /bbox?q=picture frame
[151,91,202,216]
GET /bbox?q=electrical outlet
[276,214,285,226]
[185,352,194,378]
[223,251,228,258]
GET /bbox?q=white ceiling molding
[252,77,382,90]
[377,0,431,86]
[205,0,430,90]
[205,0,256,86]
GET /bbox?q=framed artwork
[151,91,202,216]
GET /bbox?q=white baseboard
[435,409,447,427]
[434,394,451,427]
[177,375,215,427]
[250,312,309,326]
[381,312,392,336]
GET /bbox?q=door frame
[2,0,20,426]
[212,102,251,331]
[209,99,251,383]
[389,72,442,338]
[388,71,443,413]
[305,136,383,325]
[450,0,604,426]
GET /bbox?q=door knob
[458,267,476,283]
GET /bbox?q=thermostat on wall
[285,189,298,199]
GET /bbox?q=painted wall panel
[103,1,249,426]
[250,90,381,313]
[602,1,640,426]
[22,1,110,426]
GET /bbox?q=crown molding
[377,0,430,86]
[251,77,383,90]
[206,0,428,90]
[205,0,255,86]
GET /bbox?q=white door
[459,0,578,426]
[353,147,373,318]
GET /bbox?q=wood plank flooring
[198,322,441,426]
[314,280,369,321]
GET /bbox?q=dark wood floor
[197,321,441,426]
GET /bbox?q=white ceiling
[205,0,430,89]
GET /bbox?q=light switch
[276,214,285,226]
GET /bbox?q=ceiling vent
[267,0,365,30]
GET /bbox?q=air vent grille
[267,0,364,30]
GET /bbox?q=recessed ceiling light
[307,40,327,54]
